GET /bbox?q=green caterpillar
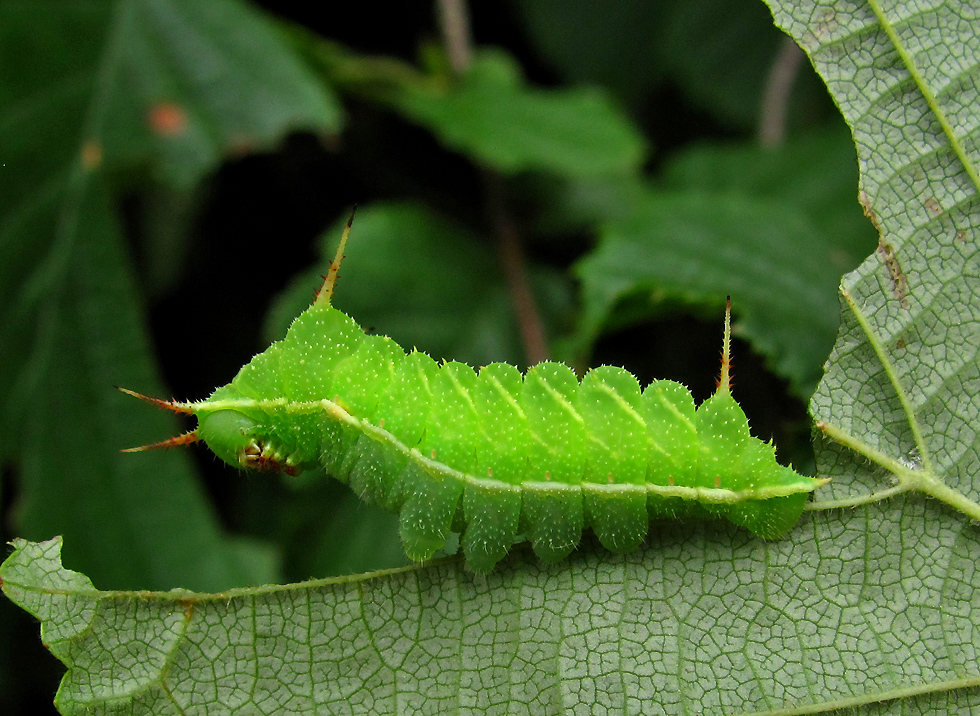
[124,212,825,573]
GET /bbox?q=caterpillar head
[197,410,302,476]
[121,208,356,477]
[118,390,303,476]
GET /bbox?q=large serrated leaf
[771,0,980,510]
[5,517,980,716]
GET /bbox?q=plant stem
[758,36,804,148]
[435,0,472,76]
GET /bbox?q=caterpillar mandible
[123,210,826,573]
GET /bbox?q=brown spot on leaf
[858,189,881,231]
[877,240,910,309]
[148,102,188,137]
[81,141,102,170]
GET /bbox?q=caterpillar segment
[124,216,825,573]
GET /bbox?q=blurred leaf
[574,171,868,399]
[10,179,275,591]
[534,126,873,261]
[565,128,875,399]
[661,126,873,262]
[516,0,831,130]
[387,49,646,176]
[657,0,796,128]
[0,0,341,590]
[284,33,645,176]
[96,0,343,186]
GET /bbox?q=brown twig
[436,0,473,76]
[758,36,805,148]
[484,178,549,364]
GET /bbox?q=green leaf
[7,529,980,716]
[661,126,874,258]
[283,34,644,176]
[656,0,820,129]
[0,0,340,590]
[549,128,874,400]
[387,49,646,176]
[516,0,831,129]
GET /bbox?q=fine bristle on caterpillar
[123,210,826,573]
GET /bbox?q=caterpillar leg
[397,462,463,562]
[520,483,584,563]
[460,481,521,573]
[727,492,810,539]
[583,483,649,553]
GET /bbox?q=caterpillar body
[125,212,825,573]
